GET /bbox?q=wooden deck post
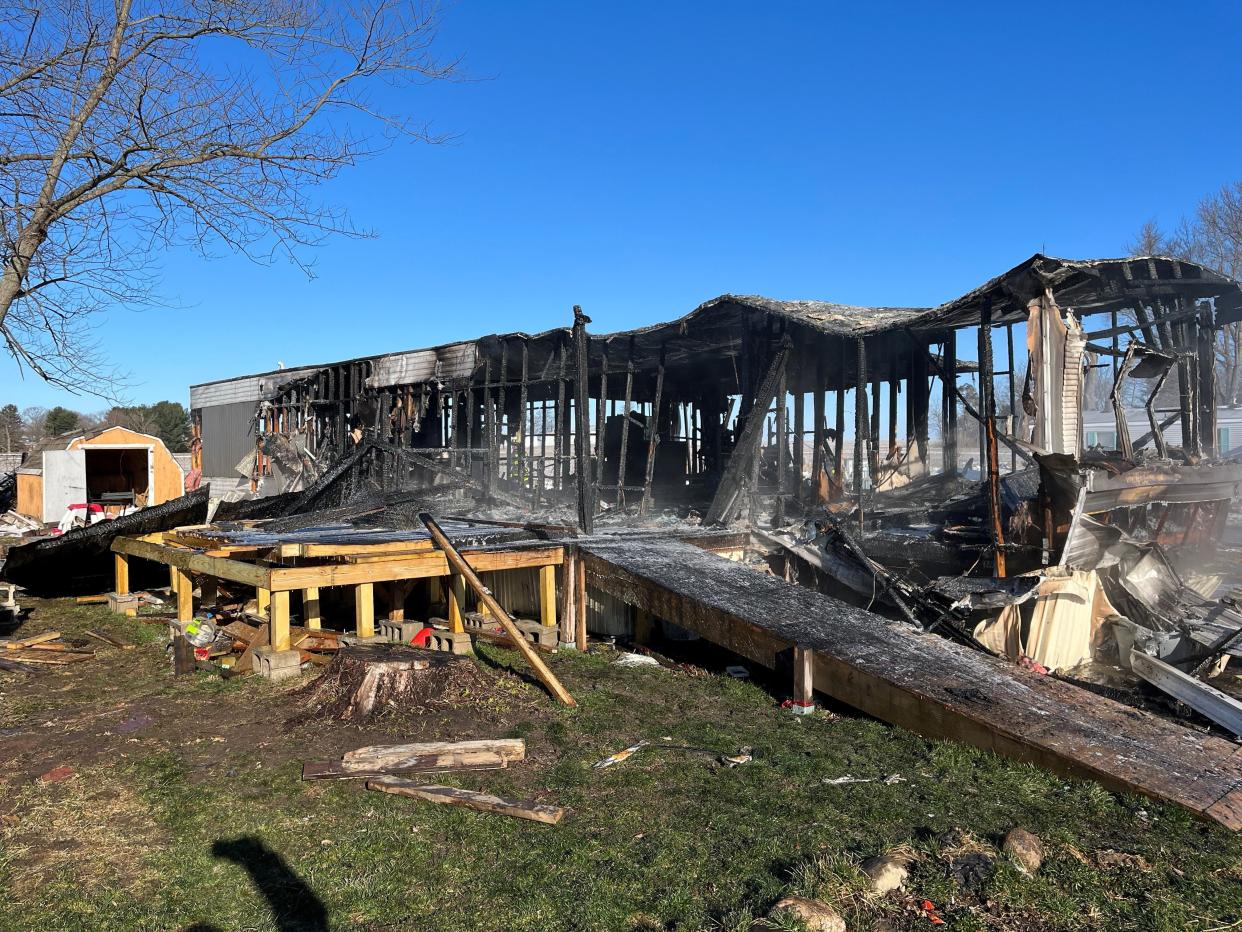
[257,587,271,620]
[575,556,587,651]
[303,587,321,630]
[270,590,291,651]
[794,644,814,707]
[559,553,577,646]
[114,553,130,595]
[444,574,465,634]
[355,582,375,638]
[175,569,193,622]
[539,564,557,628]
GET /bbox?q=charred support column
[911,342,930,473]
[1198,304,1218,457]
[616,352,635,509]
[854,337,867,530]
[978,300,1006,577]
[572,306,594,534]
[943,330,958,476]
[638,347,666,518]
[774,364,787,525]
[793,387,804,503]
[811,355,825,496]
[834,340,846,484]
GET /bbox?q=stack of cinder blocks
[462,612,557,649]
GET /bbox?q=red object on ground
[37,765,75,784]
[411,626,434,647]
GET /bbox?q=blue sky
[7,0,1242,412]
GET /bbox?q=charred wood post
[978,301,1006,577]
[943,330,958,476]
[793,386,804,504]
[482,359,495,499]
[555,343,568,492]
[638,347,667,518]
[616,351,635,509]
[594,352,609,491]
[572,306,594,534]
[887,373,899,463]
[498,341,509,483]
[1111,343,1138,460]
[706,339,790,525]
[775,363,787,525]
[811,355,825,497]
[868,377,881,483]
[911,341,930,472]
[518,340,529,490]
[834,340,846,484]
[1005,323,1017,470]
[854,337,867,529]
[1198,304,1218,457]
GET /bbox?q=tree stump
[293,644,493,723]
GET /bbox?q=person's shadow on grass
[205,835,329,932]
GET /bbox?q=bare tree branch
[0,0,459,397]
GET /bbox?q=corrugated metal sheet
[201,400,259,477]
[368,343,477,389]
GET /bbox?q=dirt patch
[0,762,165,897]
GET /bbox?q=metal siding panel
[369,343,477,388]
[200,401,259,477]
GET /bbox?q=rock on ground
[861,849,913,895]
[1003,827,1044,874]
[766,895,846,932]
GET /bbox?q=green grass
[1,598,1241,930]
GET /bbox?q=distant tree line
[0,401,190,454]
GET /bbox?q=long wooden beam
[111,536,270,588]
[267,546,563,592]
[421,513,575,707]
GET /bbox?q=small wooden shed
[15,426,186,523]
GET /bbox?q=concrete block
[427,630,473,656]
[107,592,140,615]
[513,619,559,649]
[254,646,303,682]
[378,619,425,645]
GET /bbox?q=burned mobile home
[10,252,1242,828]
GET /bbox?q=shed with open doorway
[14,426,186,524]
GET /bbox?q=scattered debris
[614,652,661,668]
[824,773,906,786]
[592,740,649,770]
[365,779,566,825]
[37,765,74,784]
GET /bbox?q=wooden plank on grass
[365,779,566,825]
[302,759,509,780]
[85,630,134,650]
[233,622,270,674]
[343,738,525,767]
[4,632,61,650]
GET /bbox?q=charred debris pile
[4,252,1242,828]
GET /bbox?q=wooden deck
[580,537,1242,831]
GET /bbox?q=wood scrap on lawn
[304,738,525,781]
[365,779,566,825]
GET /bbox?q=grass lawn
[1,596,1241,931]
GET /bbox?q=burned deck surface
[580,537,1242,831]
